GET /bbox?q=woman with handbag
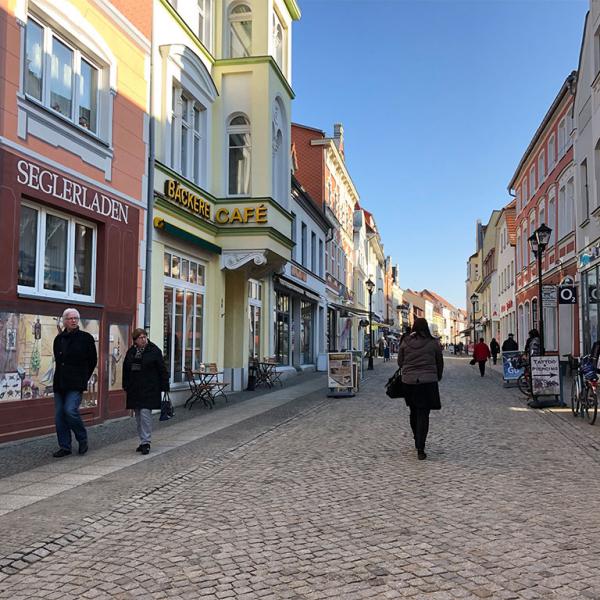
[397,318,444,460]
[122,328,170,455]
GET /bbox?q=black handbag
[159,391,175,421]
[385,369,404,399]
[469,358,476,365]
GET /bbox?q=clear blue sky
[291,0,588,309]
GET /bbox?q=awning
[328,302,370,317]
[274,275,321,302]
[153,217,221,254]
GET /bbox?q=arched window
[229,3,252,58]
[548,134,556,171]
[548,189,556,246]
[272,98,288,205]
[228,114,251,196]
[272,12,284,70]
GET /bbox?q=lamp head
[365,278,375,294]
[535,223,552,250]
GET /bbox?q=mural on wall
[0,312,99,407]
[109,324,129,391]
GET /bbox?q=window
[171,87,207,185]
[300,300,313,364]
[290,212,296,261]
[24,17,99,133]
[163,251,206,383]
[548,135,556,171]
[539,203,545,235]
[227,114,251,195]
[516,231,521,271]
[272,11,285,71]
[538,152,545,186]
[318,239,324,277]
[544,305,557,351]
[529,167,536,197]
[197,0,213,51]
[248,279,262,360]
[301,222,307,266]
[18,203,96,300]
[558,119,566,157]
[311,232,316,273]
[531,298,538,330]
[548,192,556,246]
[529,213,536,263]
[558,180,574,239]
[582,159,590,220]
[229,3,252,58]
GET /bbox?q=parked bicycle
[565,353,598,425]
[507,353,531,397]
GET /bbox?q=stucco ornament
[272,104,282,152]
[221,250,268,270]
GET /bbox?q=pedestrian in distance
[501,333,518,352]
[52,308,97,458]
[122,328,170,455]
[490,337,500,365]
[397,317,444,461]
[473,338,491,377]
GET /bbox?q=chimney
[333,122,344,158]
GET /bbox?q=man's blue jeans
[54,390,87,450]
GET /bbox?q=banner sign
[502,351,524,382]
[327,352,354,389]
[530,356,560,397]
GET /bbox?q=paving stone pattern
[1,357,600,599]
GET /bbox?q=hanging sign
[541,285,557,305]
[558,285,577,305]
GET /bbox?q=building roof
[502,199,517,245]
[420,289,458,312]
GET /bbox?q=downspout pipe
[144,19,155,331]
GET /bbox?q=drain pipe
[144,23,155,331]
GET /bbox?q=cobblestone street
[1,357,600,599]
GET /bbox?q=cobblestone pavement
[1,357,600,599]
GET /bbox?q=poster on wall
[327,352,354,389]
[109,324,129,391]
[0,312,99,406]
[531,356,560,397]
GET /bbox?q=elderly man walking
[52,308,97,458]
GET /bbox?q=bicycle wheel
[517,373,531,397]
[584,386,598,425]
[571,377,581,417]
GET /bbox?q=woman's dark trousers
[409,406,430,451]
[478,361,486,376]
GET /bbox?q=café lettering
[215,205,268,224]
[16,159,129,224]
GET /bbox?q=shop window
[163,250,206,383]
[18,203,96,301]
[544,306,557,351]
[24,16,100,134]
[228,3,252,58]
[274,292,290,365]
[248,279,262,359]
[227,114,251,196]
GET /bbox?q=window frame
[228,2,252,58]
[18,201,97,302]
[227,113,251,197]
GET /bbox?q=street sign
[558,285,577,305]
[542,285,557,305]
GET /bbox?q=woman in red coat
[473,338,491,377]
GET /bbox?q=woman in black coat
[122,328,169,455]
[397,318,444,460]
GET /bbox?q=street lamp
[470,293,479,346]
[366,277,375,370]
[528,223,552,356]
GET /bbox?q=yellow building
[149,0,301,393]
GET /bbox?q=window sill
[17,94,114,179]
[17,291,103,308]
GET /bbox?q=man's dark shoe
[136,444,143,453]
[140,444,150,455]
[78,441,88,455]
[53,448,72,458]
[417,451,427,460]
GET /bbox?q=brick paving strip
[1,358,600,598]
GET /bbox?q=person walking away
[122,328,170,455]
[52,308,97,458]
[397,318,444,461]
[383,339,390,362]
[501,333,518,352]
[473,338,491,377]
[525,329,541,360]
[490,338,500,365]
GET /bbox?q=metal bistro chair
[264,357,283,387]
[184,368,213,410]
[205,363,229,404]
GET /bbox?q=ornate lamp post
[366,278,375,370]
[528,223,552,356]
[470,293,479,346]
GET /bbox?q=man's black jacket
[53,328,98,392]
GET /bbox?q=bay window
[228,114,251,196]
[18,203,96,300]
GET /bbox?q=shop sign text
[215,205,268,225]
[17,159,128,224]
[164,180,211,220]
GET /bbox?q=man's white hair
[62,308,81,320]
